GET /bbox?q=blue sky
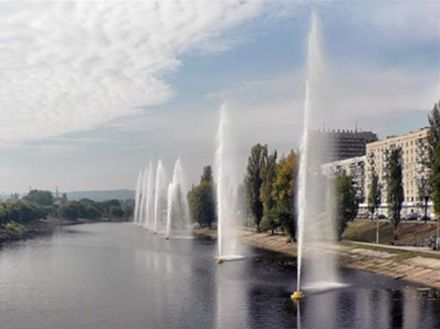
[0,1,438,193]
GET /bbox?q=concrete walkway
[348,240,438,254]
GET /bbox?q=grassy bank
[343,220,439,246]
[0,220,56,245]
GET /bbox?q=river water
[0,223,438,329]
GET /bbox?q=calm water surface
[0,223,439,329]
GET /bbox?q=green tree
[4,200,46,223]
[428,101,440,165]
[120,199,134,220]
[0,203,8,224]
[78,199,102,219]
[201,165,213,182]
[188,166,216,228]
[335,172,358,239]
[58,202,80,221]
[245,144,268,232]
[367,171,381,218]
[428,101,440,219]
[260,150,278,234]
[97,199,121,218]
[430,145,440,216]
[386,148,404,241]
[24,189,54,206]
[418,176,431,222]
[109,206,124,219]
[272,151,298,240]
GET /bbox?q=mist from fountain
[295,12,344,295]
[154,159,167,234]
[144,160,154,229]
[133,169,143,224]
[165,158,192,239]
[215,104,245,262]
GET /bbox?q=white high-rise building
[364,128,431,217]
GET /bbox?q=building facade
[322,156,366,202]
[364,128,431,217]
[312,130,378,163]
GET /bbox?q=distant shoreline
[0,218,119,247]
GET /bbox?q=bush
[58,202,80,221]
[4,221,26,235]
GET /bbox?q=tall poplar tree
[428,101,440,216]
[367,172,381,218]
[188,166,216,228]
[260,150,278,234]
[428,101,440,164]
[386,148,404,242]
[245,144,268,232]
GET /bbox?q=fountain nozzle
[291,291,304,301]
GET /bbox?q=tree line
[243,145,357,240]
[188,145,358,241]
[0,189,133,225]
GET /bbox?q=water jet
[165,158,192,240]
[293,11,344,300]
[133,169,143,224]
[138,166,148,226]
[214,104,246,263]
[144,160,154,229]
[153,159,167,234]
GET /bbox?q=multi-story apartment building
[364,128,431,216]
[322,156,366,202]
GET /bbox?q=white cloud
[0,1,264,147]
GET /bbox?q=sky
[0,1,439,194]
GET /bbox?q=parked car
[403,213,418,221]
[356,213,369,220]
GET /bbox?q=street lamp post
[376,215,379,244]
[375,208,380,244]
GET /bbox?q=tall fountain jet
[215,104,245,264]
[133,169,143,224]
[139,166,149,226]
[153,160,166,234]
[165,158,192,239]
[292,12,344,301]
[144,160,154,229]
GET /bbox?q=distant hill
[66,189,134,202]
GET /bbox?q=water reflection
[215,249,248,329]
[0,223,439,329]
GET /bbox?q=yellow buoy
[291,291,304,301]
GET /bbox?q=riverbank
[195,227,440,289]
[0,220,56,245]
[0,218,113,247]
[343,220,439,246]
